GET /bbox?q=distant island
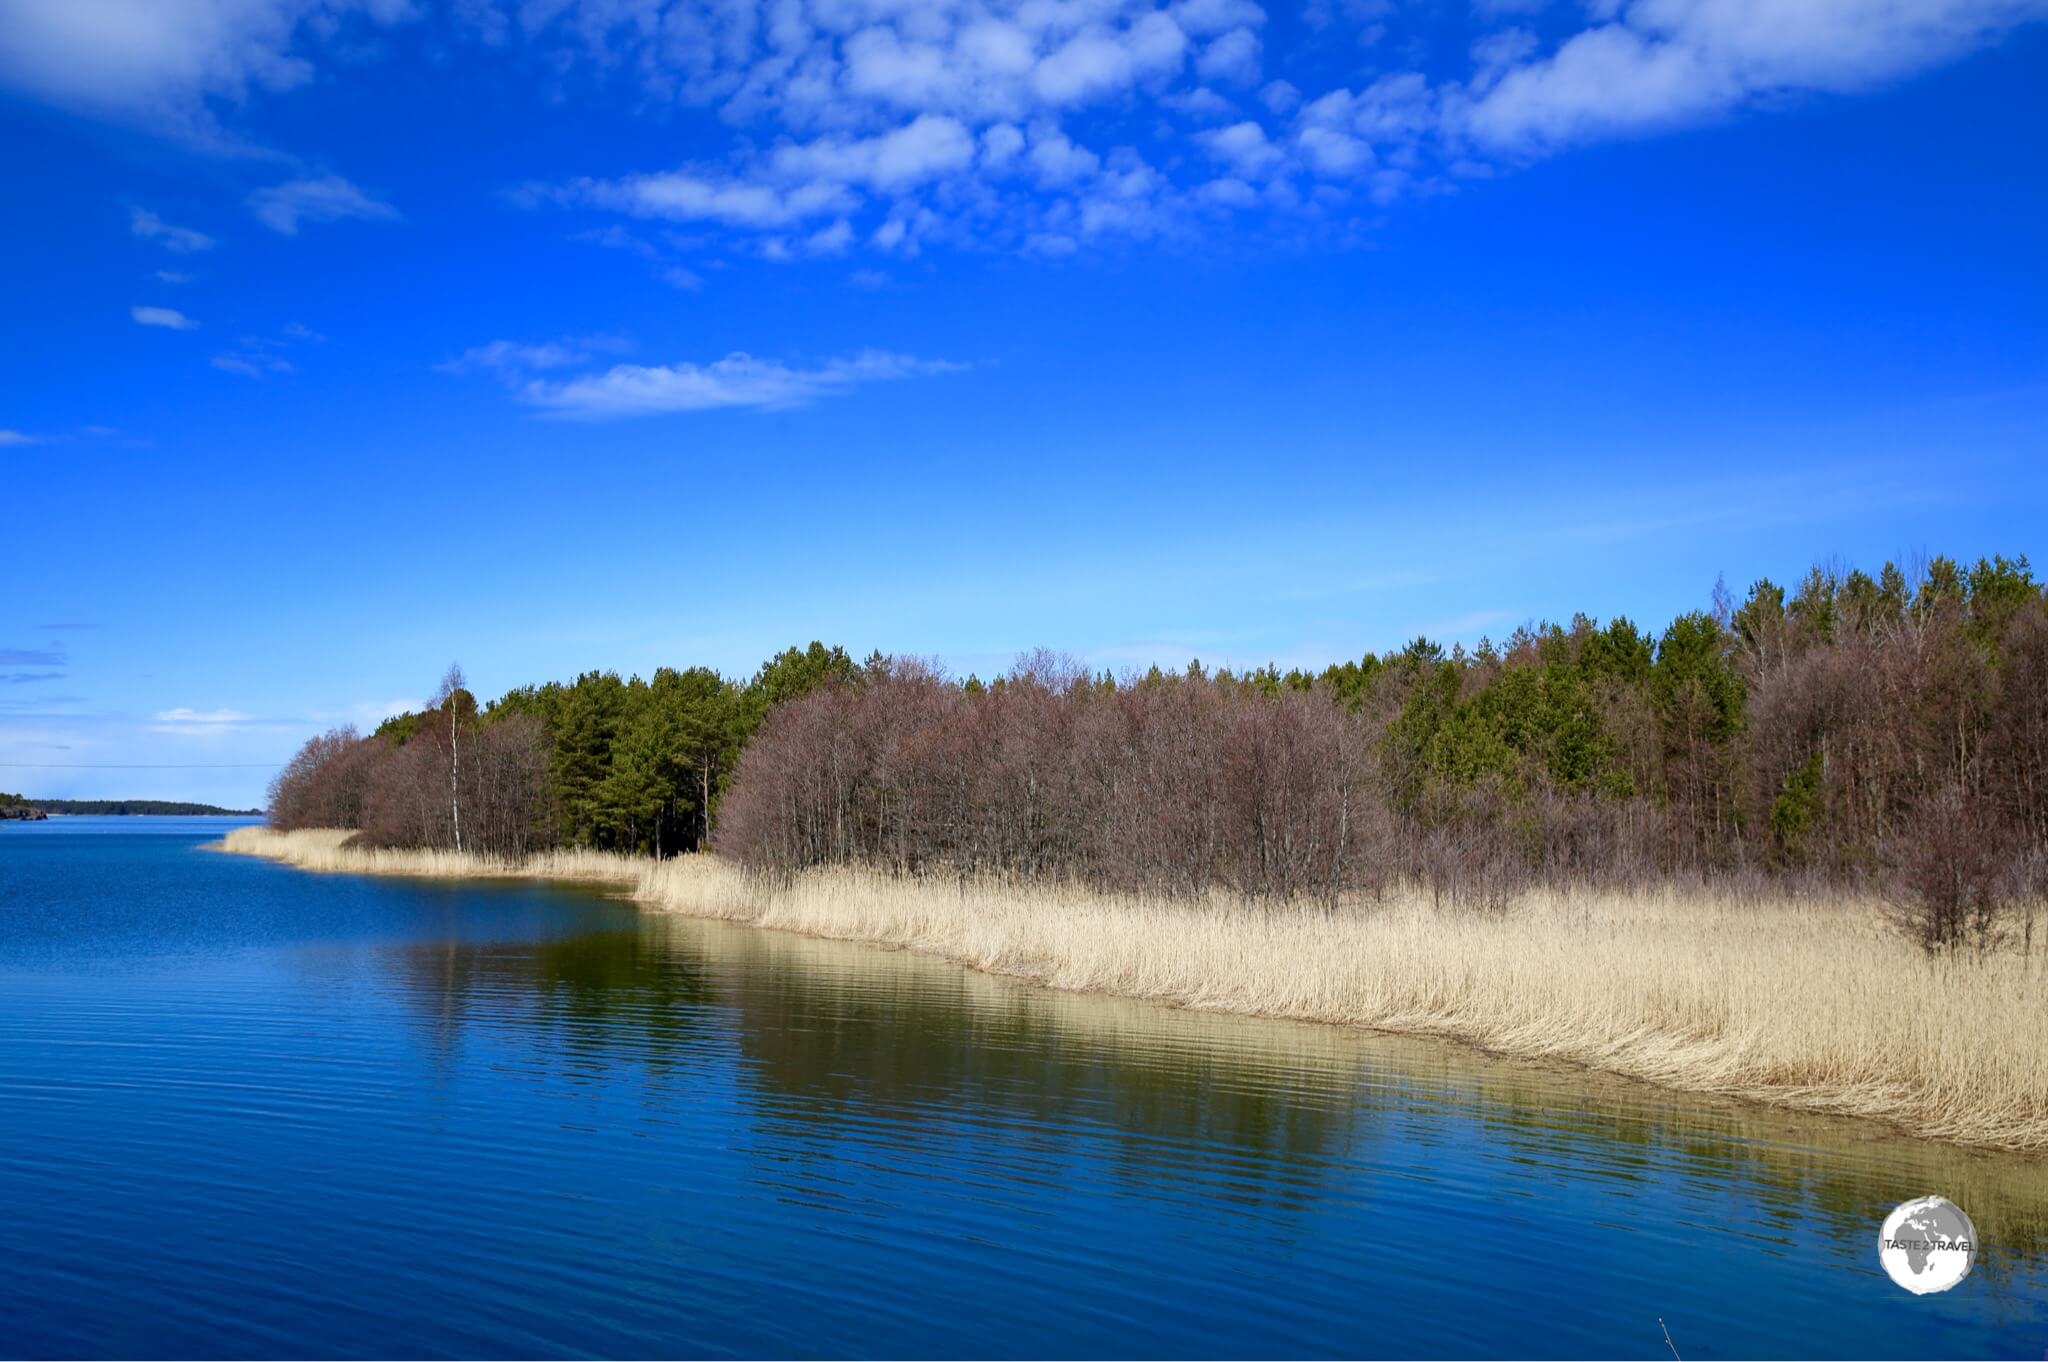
[0,794,262,820]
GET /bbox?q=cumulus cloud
[769,115,981,192]
[0,0,413,139]
[132,306,199,330]
[1259,78,1301,113]
[248,175,398,235]
[1461,0,2048,153]
[3,0,2042,265]
[1195,27,1263,85]
[130,207,214,253]
[512,350,966,419]
[1200,120,1284,176]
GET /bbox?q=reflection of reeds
[219,827,2048,1153]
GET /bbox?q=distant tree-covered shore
[268,552,2048,952]
[0,795,262,818]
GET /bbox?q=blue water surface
[2,819,2044,1359]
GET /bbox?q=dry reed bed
[218,826,2048,1152]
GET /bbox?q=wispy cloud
[510,350,967,420]
[151,706,255,735]
[211,353,292,378]
[212,323,325,380]
[248,176,398,235]
[3,673,64,685]
[435,335,632,378]
[0,648,66,667]
[132,305,199,330]
[0,429,42,446]
[129,207,213,253]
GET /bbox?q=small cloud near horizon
[132,305,199,330]
[154,707,251,724]
[150,706,281,737]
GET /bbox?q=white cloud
[980,122,1027,168]
[1172,0,1268,36]
[568,170,858,228]
[155,269,195,283]
[1462,0,2048,153]
[212,353,293,378]
[0,0,414,139]
[248,175,398,235]
[1199,120,1284,175]
[0,429,43,446]
[1197,176,1259,207]
[435,335,632,377]
[513,350,965,420]
[152,706,254,734]
[1259,78,1301,112]
[1028,128,1103,185]
[7,0,2042,267]
[768,114,980,192]
[1161,87,1237,118]
[1297,124,1373,174]
[1196,27,1263,85]
[805,219,856,254]
[132,306,199,330]
[130,207,214,253]
[1032,15,1189,104]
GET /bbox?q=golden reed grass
[219,826,2048,1153]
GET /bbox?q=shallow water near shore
[3,820,2045,1358]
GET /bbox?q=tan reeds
[218,826,2048,1153]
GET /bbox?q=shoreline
[217,826,2048,1155]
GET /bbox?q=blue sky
[3,0,2046,806]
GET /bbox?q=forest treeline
[271,553,2048,948]
[12,798,263,817]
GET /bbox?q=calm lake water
[2,819,2045,1359]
